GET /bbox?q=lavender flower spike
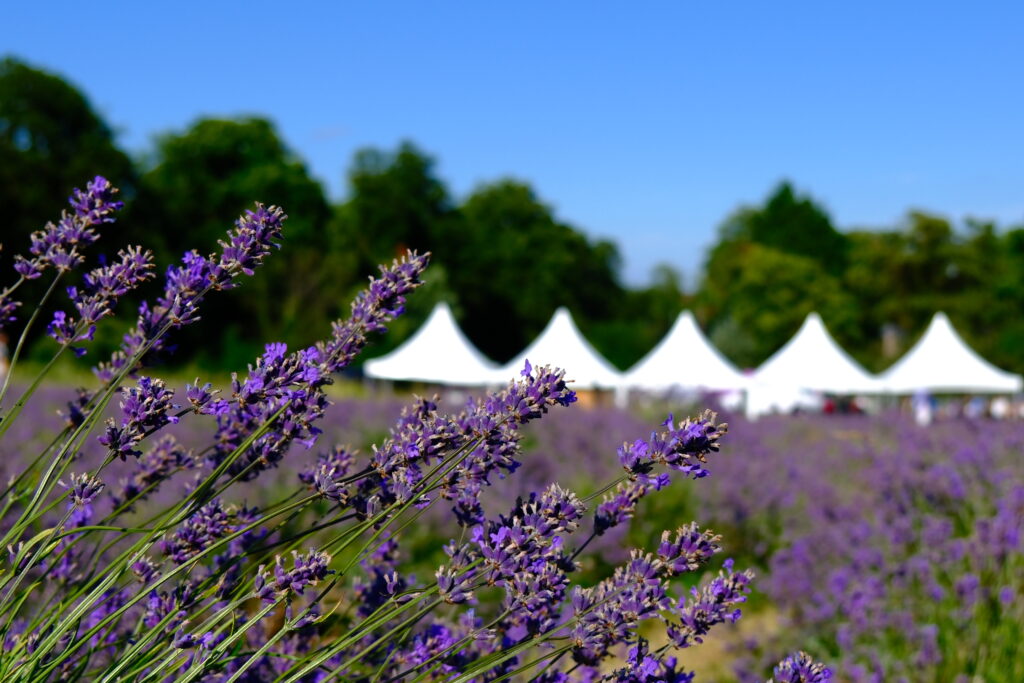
[63,473,105,508]
[318,250,430,373]
[47,245,155,353]
[2,176,123,332]
[618,410,727,480]
[92,203,286,382]
[13,176,122,281]
[255,550,333,603]
[768,651,833,683]
[98,377,180,458]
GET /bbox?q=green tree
[333,142,454,280]
[720,181,848,276]
[129,117,333,366]
[699,242,858,368]
[447,180,626,362]
[586,264,686,370]
[0,57,136,243]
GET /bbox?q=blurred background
[4,4,1024,680]
[3,1,1023,377]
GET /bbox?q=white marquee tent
[496,307,623,389]
[364,302,498,386]
[755,313,879,393]
[879,312,1023,394]
[623,311,748,392]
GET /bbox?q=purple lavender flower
[184,379,219,414]
[656,523,722,576]
[68,176,124,225]
[667,559,754,648]
[0,288,19,327]
[254,550,333,603]
[611,637,695,683]
[441,364,577,525]
[769,651,833,683]
[317,251,429,373]
[131,557,160,584]
[63,472,105,508]
[160,499,236,564]
[619,410,727,479]
[143,581,196,630]
[436,565,475,605]
[594,474,671,536]
[570,551,672,665]
[352,538,407,617]
[300,445,356,489]
[92,204,286,383]
[206,255,427,485]
[98,377,180,458]
[59,387,94,429]
[9,176,122,282]
[46,246,154,353]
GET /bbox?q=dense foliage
[0,179,827,681]
[4,56,1021,375]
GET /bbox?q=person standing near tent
[912,388,933,426]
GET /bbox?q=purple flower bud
[98,377,179,458]
[318,251,429,373]
[131,557,160,583]
[68,176,123,224]
[160,499,236,564]
[437,565,475,604]
[63,472,105,508]
[656,524,722,576]
[2,177,124,332]
[667,560,753,649]
[185,379,218,413]
[255,550,333,603]
[619,410,727,480]
[769,651,833,683]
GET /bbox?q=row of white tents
[364,303,1023,408]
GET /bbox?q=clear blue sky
[6,1,1023,284]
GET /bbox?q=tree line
[3,56,1023,376]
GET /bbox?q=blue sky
[6,1,1023,284]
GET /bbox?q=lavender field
[4,379,1020,682]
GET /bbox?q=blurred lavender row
[5,382,1020,680]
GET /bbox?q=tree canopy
[0,57,135,247]
[127,117,334,367]
[3,56,1022,376]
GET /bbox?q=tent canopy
[497,307,622,389]
[624,311,747,391]
[364,302,498,386]
[754,312,880,394]
[880,312,1022,394]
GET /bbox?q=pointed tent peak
[908,311,989,357]
[755,311,879,394]
[548,306,576,328]
[880,311,1022,393]
[535,307,594,349]
[426,300,457,324]
[496,306,622,389]
[624,310,747,391]
[363,300,499,385]
[925,311,956,337]
[798,311,827,335]
[671,310,701,332]
[765,312,833,358]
